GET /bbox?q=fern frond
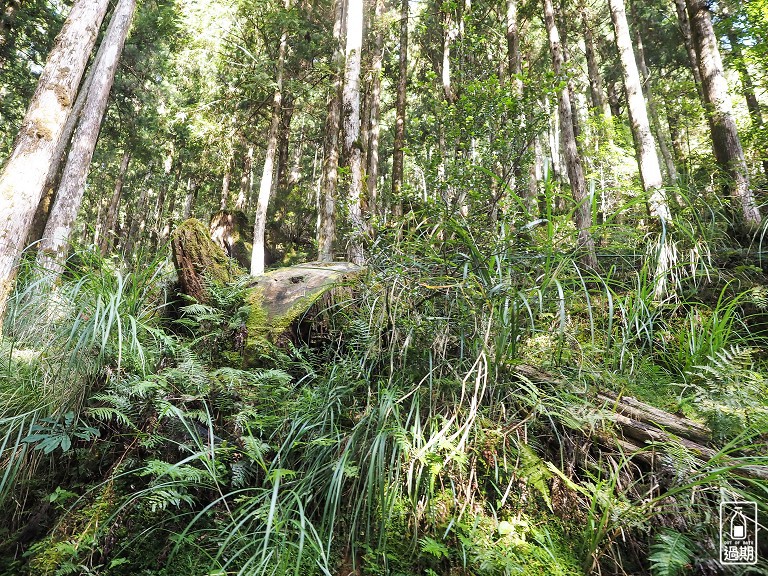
[649,530,693,576]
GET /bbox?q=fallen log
[598,391,710,445]
[513,364,768,482]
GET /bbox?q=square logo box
[720,501,758,566]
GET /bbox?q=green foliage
[649,530,694,576]
[681,345,768,440]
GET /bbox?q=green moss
[171,218,245,302]
[243,283,328,365]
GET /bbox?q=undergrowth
[0,193,767,576]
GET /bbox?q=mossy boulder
[244,261,363,364]
[209,210,253,271]
[171,218,245,303]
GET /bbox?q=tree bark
[123,173,150,258]
[276,92,294,197]
[582,9,611,120]
[220,158,232,211]
[630,1,679,185]
[317,0,345,262]
[0,0,110,319]
[391,0,408,211]
[608,0,670,222]
[37,0,137,275]
[28,24,109,250]
[365,0,384,217]
[251,0,289,276]
[342,0,365,265]
[159,177,179,245]
[441,6,456,104]
[99,149,130,255]
[505,0,522,93]
[686,0,761,229]
[726,25,768,179]
[542,0,597,269]
[674,0,704,102]
[236,142,254,212]
[183,176,197,219]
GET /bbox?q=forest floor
[0,207,767,576]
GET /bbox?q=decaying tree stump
[171,218,245,303]
[171,218,363,362]
[209,210,252,271]
[243,261,362,364]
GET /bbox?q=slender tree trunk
[726,26,768,178]
[506,0,522,93]
[236,142,253,212]
[159,177,179,244]
[543,0,597,269]
[251,1,289,276]
[558,2,582,141]
[342,0,365,265]
[630,2,679,184]
[276,92,294,196]
[582,9,611,120]
[686,0,761,229]
[441,6,456,104]
[608,0,671,222]
[0,0,110,319]
[220,159,232,211]
[674,0,704,102]
[183,177,197,219]
[123,176,150,258]
[317,0,344,261]
[391,0,408,211]
[366,0,384,217]
[99,150,130,255]
[37,0,137,275]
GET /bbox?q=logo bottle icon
[730,507,747,540]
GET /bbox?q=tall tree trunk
[582,8,611,120]
[183,177,197,219]
[608,0,671,222]
[558,2,581,141]
[630,1,679,184]
[726,25,768,178]
[220,158,232,210]
[28,26,109,250]
[99,149,130,255]
[0,0,110,319]
[391,0,408,212]
[159,176,179,244]
[123,175,150,259]
[441,5,456,104]
[317,0,345,261]
[37,0,137,275]
[342,0,365,265]
[674,0,704,102]
[236,142,254,212]
[542,0,597,269]
[506,0,522,93]
[251,0,289,276]
[276,92,294,196]
[686,0,761,229]
[366,0,384,217]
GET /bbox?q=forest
[0,0,767,574]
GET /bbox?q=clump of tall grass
[0,247,172,509]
